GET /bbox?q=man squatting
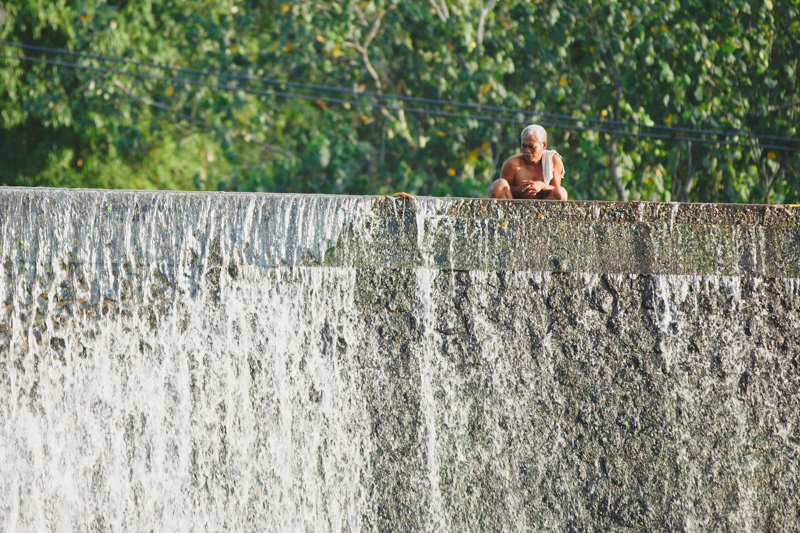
[489,124,568,200]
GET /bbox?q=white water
[0,192,375,531]
[2,189,799,531]
[0,263,371,531]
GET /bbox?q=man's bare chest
[513,164,544,184]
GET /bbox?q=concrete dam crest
[1,187,799,531]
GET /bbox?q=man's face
[521,135,546,165]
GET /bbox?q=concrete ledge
[2,188,799,278]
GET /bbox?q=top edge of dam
[2,186,799,278]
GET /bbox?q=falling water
[1,189,799,531]
[0,191,374,531]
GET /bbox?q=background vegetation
[1,0,798,203]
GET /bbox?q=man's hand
[520,180,546,198]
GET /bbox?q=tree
[1,0,798,203]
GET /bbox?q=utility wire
[3,40,799,148]
[1,49,799,153]
[0,51,555,132]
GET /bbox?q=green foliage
[1,0,798,203]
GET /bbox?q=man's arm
[499,158,521,198]
[500,157,540,199]
[550,154,565,188]
[520,154,563,198]
[531,154,564,194]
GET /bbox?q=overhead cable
[3,40,798,147]
[0,41,800,143]
[1,47,798,153]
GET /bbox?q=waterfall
[1,188,799,531]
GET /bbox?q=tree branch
[428,0,450,21]
[344,7,393,93]
[476,0,498,61]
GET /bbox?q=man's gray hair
[521,124,547,144]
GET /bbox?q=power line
[3,40,799,148]
[1,47,799,153]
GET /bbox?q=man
[489,125,568,200]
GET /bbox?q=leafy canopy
[1,0,798,203]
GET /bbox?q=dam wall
[1,188,799,531]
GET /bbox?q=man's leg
[544,187,568,200]
[489,179,513,199]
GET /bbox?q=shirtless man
[489,124,568,200]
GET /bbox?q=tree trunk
[608,135,625,201]
[680,140,694,202]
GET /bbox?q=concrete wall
[1,188,799,531]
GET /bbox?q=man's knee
[551,186,568,200]
[489,179,511,199]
